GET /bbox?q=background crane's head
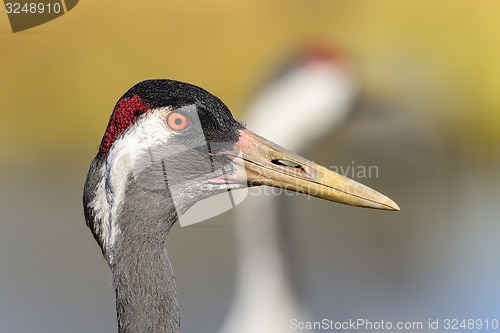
[83,79,398,261]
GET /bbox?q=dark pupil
[174,117,183,126]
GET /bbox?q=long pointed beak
[232,129,399,211]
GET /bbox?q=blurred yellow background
[1,2,499,333]
[1,0,500,167]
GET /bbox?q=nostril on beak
[271,159,306,172]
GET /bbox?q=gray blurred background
[1,1,499,332]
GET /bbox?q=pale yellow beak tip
[386,198,400,211]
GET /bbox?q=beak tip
[385,198,400,211]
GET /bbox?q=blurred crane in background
[219,41,359,333]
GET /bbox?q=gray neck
[110,181,180,333]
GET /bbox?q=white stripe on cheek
[104,109,173,255]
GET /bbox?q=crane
[83,79,398,333]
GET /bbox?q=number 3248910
[5,2,62,14]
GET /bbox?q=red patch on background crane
[302,41,344,64]
[99,95,150,154]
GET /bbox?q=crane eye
[166,112,190,131]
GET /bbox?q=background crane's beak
[232,129,399,211]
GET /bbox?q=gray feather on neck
[111,176,180,333]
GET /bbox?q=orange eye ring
[166,112,190,131]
